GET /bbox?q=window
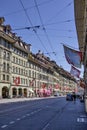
[13,66,15,73]
[24,79,25,84]
[25,70,27,76]
[29,63,31,68]
[23,69,25,75]
[24,61,25,66]
[26,79,27,85]
[4,40,6,47]
[19,68,20,74]
[3,51,6,59]
[32,71,34,78]
[7,42,10,49]
[21,60,23,65]
[25,61,27,67]
[13,56,15,63]
[19,59,20,65]
[7,75,9,81]
[21,78,23,84]
[3,74,5,80]
[7,52,10,60]
[29,70,31,77]
[12,76,15,83]
[16,57,18,64]
[3,62,6,71]
[16,67,18,73]
[7,63,9,72]
[21,69,23,75]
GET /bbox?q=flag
[42,83,46,88]
[63,45,82,68]
[55,84,60,89]
[79,80,85,89]
[70,66,80,78]
[14,77,20,85]
[30,78,35,86]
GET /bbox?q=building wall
[0,19,77,98]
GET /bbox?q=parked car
[66,93,73,101]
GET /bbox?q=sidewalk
[59,100,87,130]
[47,99,87,130]
[0,96,55,104]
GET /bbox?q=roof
[74,0,85,56]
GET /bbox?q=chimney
[0,17,5,25]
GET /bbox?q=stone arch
[12,87,17,98]
[2,86,9,98]
[18,88,22,97]
[23,88,27,97]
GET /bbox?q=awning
[39,89,51,94]
[39,89,47,93]
[54,89,60,92]
[29,88,34,93]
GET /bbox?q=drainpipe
[84,43,87,112]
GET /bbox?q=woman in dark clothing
[72,92,76,103]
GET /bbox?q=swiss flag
[30,79,35,86]
[63,44,82,68]
[42,83,46,88]
[55,84,60,89]
[14,77,20,85]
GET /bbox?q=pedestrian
[72,92,76,103]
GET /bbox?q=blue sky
[0,0,84,77]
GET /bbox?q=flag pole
[61,42,82,52]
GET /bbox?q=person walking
[72,92,76,103]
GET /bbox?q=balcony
[0,26,16,43]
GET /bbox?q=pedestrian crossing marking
[77,117,87,122]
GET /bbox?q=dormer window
[24,45,27,50]
[20,42,23,47]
